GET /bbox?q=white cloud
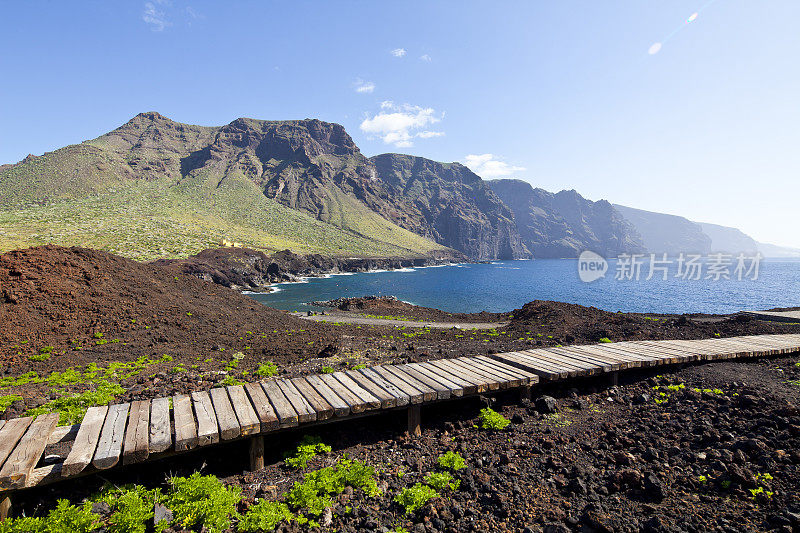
[390,48,407,58]
[420,54,432,62]
[360,102,444,148]
[463,154,526,178]
[648,42,662,55]
[143,1,171,31]
[417,130,445,138]
[353,79,376,94]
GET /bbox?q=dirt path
[292,312,508,329]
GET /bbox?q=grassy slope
[0,132,449,261]
[0,173,445,261]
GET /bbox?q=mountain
[0,113,458,261]
[370,154,530,260]
[696,222,758,254]
[489,179,644,258]
[613,205,711,255]
[757,242,800,258]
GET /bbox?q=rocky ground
[14,353,800,532]
[2,246,800,422]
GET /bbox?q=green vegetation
[478,407,511,430]
[423,472,460,492]
[0,500,100,533]
[437,451,466,471]
[394,483,439,514]
[254,361,278,378]
[164,473,241,533]
[0,394,22,413]
[321,366,334,374]
[237,501,296,532]
[284,436,332,469]
[598,337,612,343]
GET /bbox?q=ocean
[247,257,800,315]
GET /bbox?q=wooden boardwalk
[0,333,798,504]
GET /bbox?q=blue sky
[1,1,799,246]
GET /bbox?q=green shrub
[95,484,163,533]
[29,353,51,362]
[284,436,332,469]
[285,457,381,517]
[27,381,126,424]
[0,516,44,533]
[321,366,334,374]
[478,407,510,430]
[238,500,298,532]
[0,394,22,414]
[163,473,241,533]
[437,451,466,471]
[598,337,612,343]
[44,500,100,533]
[424,472,459,492]
[254,361,278,378]
[394,483,439,514]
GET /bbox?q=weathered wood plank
[191,391,220,446]
[453,357,519,387]
[93,403,130,470]
[276,379,317,423]
[61,406,107,478]
[490,352,561,380]
[408,361,466,395]
[0,413,59,489]
[48,424,80,445]
[381,366,438,402]
[261,380,299,427]
[357,367,411,406]
[0,417,33,472]
[371,366,424,404]
[433,358,498,390]
[465,357,526,385]
[291,377,335,419]
[173,394,197,451]
[149,397,172,454]
[209,387,241,440]
[122,400,150,465]
[332,372,382,409]
[550,347,619,371]
[418,360,479,395]
[345,370,397,408]
[305,374,351,416]
[318,373,370,413]
[473,356,539,384]
[400,364,460,398]
[227,385,261,435]
[244,381,280,432]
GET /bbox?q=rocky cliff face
[613,205,712,255]
[370,154,530,260]
[489,179,644,258]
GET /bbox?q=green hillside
[0,113,451,261]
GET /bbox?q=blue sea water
[248,258,800,315]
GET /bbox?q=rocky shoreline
[154,248,466,293]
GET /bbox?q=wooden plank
[244,381,280,432]
[62,406,107,478]
[539,347,615,372]
[408,362,467,395]
[227,385,261,435]
[191,391,220,446]
[440,357,506,388]
[575,345,647,367]
[332,372,383,409]
[514,351,587,377]
[381,366,438,402]
[345,370,397,408]
[622,342,695,364]
[601,343,672,365]
[149,397,172,454]
[490,352,562,381]
[209,387,241,440]
[261,380,299,427]
[433,358,499,390]
[48,424,80,445]
[557,346,632,369]
[419,360,480,395]
[318,373,371,413]
[357,367,411,406]
[425,359,489,394]
[0,413,59,489]
[371,366,424,404]
[0,417,33,472]
[172,394,198,451]
[398,364,457,399]
[291,377,335,419]
[507,350,573,377]
[93,403,129,470]
[305,374,351,416]
[453,357,520,387]
[617,341,686,363]
[467,357,529,385]
[122,400,150,465]
[473,356,540,384]
[276,379,317,423]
